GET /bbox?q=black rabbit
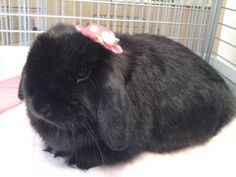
[18,23,235,170]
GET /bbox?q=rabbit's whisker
[78,120,105,166]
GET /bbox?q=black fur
[19,23,235,169]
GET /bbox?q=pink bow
[75,24,123,54]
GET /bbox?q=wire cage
[0,0,235,92]
[0,1,217,56]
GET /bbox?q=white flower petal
[89,25,99,32]
[101,31,116,44]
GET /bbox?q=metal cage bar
[203,0,223,62]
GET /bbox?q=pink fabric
[0,75,23,114]
[75,24,123,54]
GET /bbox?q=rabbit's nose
[38,103,53,117]
[26,98,46,119]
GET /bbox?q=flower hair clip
[75,24,123,54]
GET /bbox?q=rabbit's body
[19,24,235,169]
[118,34,234,152]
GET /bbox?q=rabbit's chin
[29,112,100,152]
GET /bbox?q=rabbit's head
[19,24,134,151]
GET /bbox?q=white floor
[0,104,235,177]
[0,46,236,177]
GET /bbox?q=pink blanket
[0,76,23,114]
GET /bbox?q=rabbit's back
[118,34,235,152]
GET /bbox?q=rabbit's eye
[76,66,91,82]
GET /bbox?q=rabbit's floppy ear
[18,77,24,100]
[98,71,134,151]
